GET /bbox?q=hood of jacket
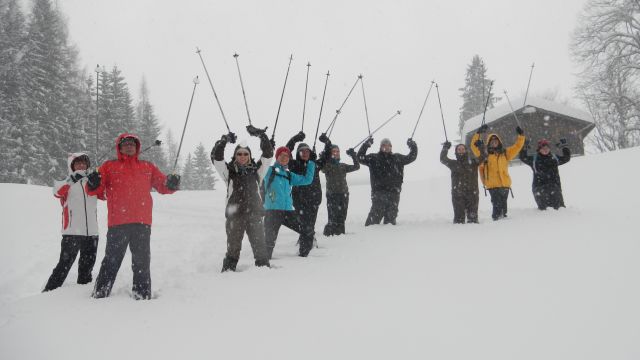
[115,133,141,161]
[67,152,90,175]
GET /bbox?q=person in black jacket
[357,137,418,226]
[440,141,486,224]
[519,138,571,210]
[283,131,326,247]
[211,125,273,272]
[319,136,360,235]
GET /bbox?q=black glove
[364,137,374,147]
[346,148,356,157]
[516,126,524,135]
[221,132,236,144]
[473,139,484,148]
[292,131,305,143]
[407,138,417,147]
[477,124,489,134]
[443,141,452,150]
[557,138,568,147]
[318,133,329,144]
[259,133,274,158]
[166,174,181,191]
[69,172,85,183]
[246,125,266,137]
[86,171,101,191]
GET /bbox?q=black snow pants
[452,191,479,224]
[533,184,565,210]
[283,202,319,246]
[223,214,270,272]
[488,187,510,220]
[365,190,401,226]
[324,193,349,235]
[264,210,314,259]
[43,235,98,291]
[92,223,152,300]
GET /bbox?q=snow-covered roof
[462,97,594,136]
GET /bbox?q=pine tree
[0,0,30,183]
[136,77,167,170]
[181,153,196,190]
[164,128,180,174]
[97,66,136,160]
[458,55,499,136]
[191,143,217,190]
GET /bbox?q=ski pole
[435,83,449,142]
[233,53,252,126]
[503,90,522,128]
[173,76,199,172]
[410,80,434,139]
[312,71,330,151]
[352,110,401,149]
[141,140,162,154]
[195,47,231,132]
[301,62,311,132]
[326,76,361,137]
[523,62,535,107]
[272,54,293,142]
[480,80,494,127]
[360,74,371,135]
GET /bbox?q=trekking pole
[326,76,361,137]
[523,62,535,107]
[301,62,311,132]
[410,80,435,139]
[272,54,294,143]
[359,74,371,135]
[233,53,252,125]
[352,110,401,149]
[141,140,162,154]
[173,76,199,172]
[195,47,231,132]
[503,90,522,128]
[312,71,330,151]
[435,83,449,142]
[480,80,494,127]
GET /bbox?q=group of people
[440,124,571,224]
[42,122,571,300]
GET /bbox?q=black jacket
[357,141,418,192]
[321,150,360,194]
[286,137,325,207]
[440,146,484,197]
[519,146,571,189]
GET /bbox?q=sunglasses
[120,139,136,146]
[236,152,250,157]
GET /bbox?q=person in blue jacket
[263,146,316,259]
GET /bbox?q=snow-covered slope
[1,148,639,360]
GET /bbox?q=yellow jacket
[470,132,525,189]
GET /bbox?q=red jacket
[86,133,175,227]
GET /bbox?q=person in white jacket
[43,153,102,292]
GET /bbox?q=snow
[462,97,594,136]
[1,147,639,359]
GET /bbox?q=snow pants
[43,235,98,291]
[324,193,349,235]
[452,191,479,224]
[93,223,152,300]
[488,187,510,220]
[265,210,314,259]
[365,190,401,226]
[284,201,319,246]
[533,184,565,210]
[223,213,270,272]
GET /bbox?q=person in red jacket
[86,133,180,300]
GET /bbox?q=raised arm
[344,148,360,173]
[286,131,306,153]
[519,146,533,167]
[439,142,455,169]
[399,138,418,165]
[506,126,526,160]
[211,134,231,183]
[557,142,571,165]
[290,160,316,186]
[357,137,374,166]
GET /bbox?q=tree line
[0,0,217,189]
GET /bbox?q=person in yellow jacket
[470,124,526,220]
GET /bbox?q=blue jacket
[263,161,316,211]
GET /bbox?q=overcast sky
[53,0,587,178]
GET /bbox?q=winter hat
[537,139,550,150]
[296,143,311,152]
[275,146,291,159]
[380,138,392,146]
[330,144,340,151]
[233,144,252,157]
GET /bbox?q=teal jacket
[263,161,316,211]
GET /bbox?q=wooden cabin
[461,97,595,156]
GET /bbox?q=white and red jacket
[53,153,101,236]
[86,133,175,228]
